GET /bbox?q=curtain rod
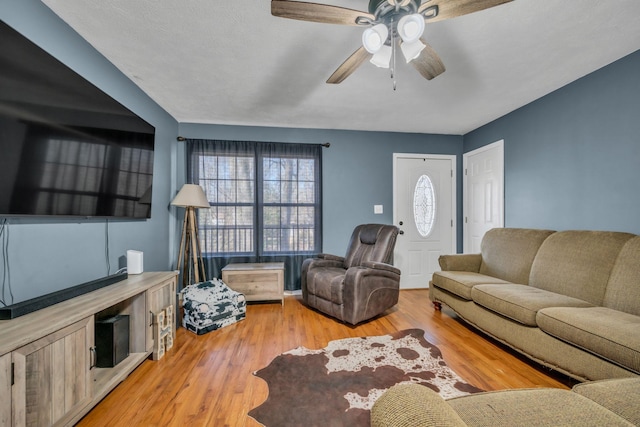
[176,136,330,148]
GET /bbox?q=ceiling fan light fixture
[370,44,392,68]
[362,23,389,54]
[398,14,425,43]
[400,39,426,63]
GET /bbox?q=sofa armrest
[362,261,401,275]
[371,384,468,427]
[438,254,482,272]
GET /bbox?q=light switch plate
[374,205,383,214]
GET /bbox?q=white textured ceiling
[41,0,640,135]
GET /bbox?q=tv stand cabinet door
[0,353,10,426]
[12,316,93,427]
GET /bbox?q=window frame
[189,140,322,258]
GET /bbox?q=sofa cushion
[478,228,555,284]
[471,284,593,326]
[431,271,510,301]
[537,306,640,374]
[529,231,635,305]
[605,236,640,316]
[371,384,468,427]
[572,378,640,426]
[448,388,634,427]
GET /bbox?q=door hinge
[451,169,453,177]
[451,219,454,227]
[465,168,468,176]
[11,362,14,386]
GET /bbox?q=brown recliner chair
[301,224,401,325]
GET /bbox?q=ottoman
[182,279,247,335]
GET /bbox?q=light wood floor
[77,290,575,426]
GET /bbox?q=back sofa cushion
[604,236,640,316]
[478,228,556,284]
[529,231,635,305]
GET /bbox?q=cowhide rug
[248,328,482,427]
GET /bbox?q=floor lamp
[171,184,210,290]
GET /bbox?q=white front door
[463,140,504,253]
[393,154,456,289]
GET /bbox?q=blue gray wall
[464,50,640,234]
[1,0,180,304]
[3,0,638,304]
[178,124,463,255]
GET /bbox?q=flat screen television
[0,20,155,219]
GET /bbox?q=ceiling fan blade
[272,1,374,26]
[419,0,512,23]
[411,40,445,80]
[327,47,371,84]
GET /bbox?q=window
[198,153,256,254]
[262,155,317,253]
[413,174,436,237]
[188,140,322,258]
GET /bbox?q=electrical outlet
[374,205,383,214]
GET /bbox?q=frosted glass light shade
[370,45,392,68]
[362,24,389,54]
[398,14,425,43]
[170,184,210,208]
[401,40,426,63]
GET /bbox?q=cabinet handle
[149,311,154,327]
[89,346,97,370]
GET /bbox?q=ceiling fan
[271,0,512,86]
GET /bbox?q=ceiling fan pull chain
[391,24,397,90]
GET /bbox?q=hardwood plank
[76,290,575,426]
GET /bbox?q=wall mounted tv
[0,20,155,219]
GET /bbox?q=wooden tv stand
[0,271,177,427]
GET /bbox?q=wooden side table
[221,262,285,305]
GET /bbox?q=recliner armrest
[361,261,401,275]
[317,253,346,263]
[438,253,482,272]
[304,255,345,270]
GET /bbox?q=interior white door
[463,140,504,253]
[393,154,455,289]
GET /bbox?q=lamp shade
[401,39,426,63]
[170,184,210,208]
[362,24,389,54]
[370,44,392,68]
[398,14,425,44]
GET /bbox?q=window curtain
[186,139,323,290]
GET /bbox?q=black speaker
[95,314,130,368]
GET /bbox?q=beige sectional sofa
[371,378,640,427]
[429,228,640,382]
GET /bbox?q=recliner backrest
[344,224,399,269]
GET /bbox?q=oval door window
[414,174,436,237]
